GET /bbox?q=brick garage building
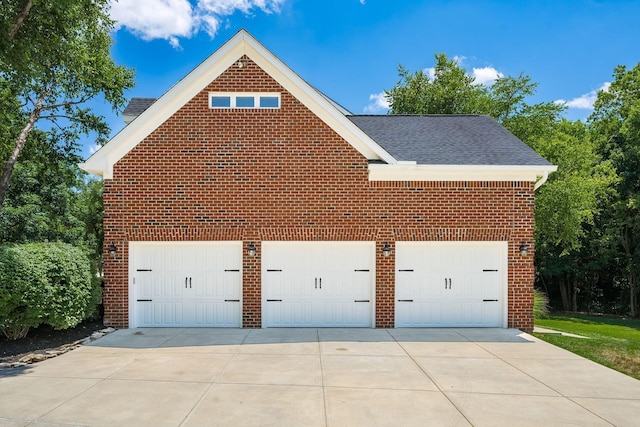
[81,30,555,332]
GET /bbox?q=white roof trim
[80,29,396,179]
[368,163,558,184]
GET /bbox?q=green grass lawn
[534,313,640,380]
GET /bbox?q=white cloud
[452,55,465,65]
[364,91,389,114]
[424,67,436,80]
[89,144,102,155]
[360,0,366,4]
[556,82,611,110]
[472,67,503,86]
[109,0,285,47]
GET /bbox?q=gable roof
[80,29,396,179]
[80,30,556,186]
[348,115,552,166]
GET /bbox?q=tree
[385,54,615,312]
[589,62,640,317]
[0,128,105,277]
[386,54,487,115]
[532,120,616,310]
[0,0,134,208]
[0,129,84,244]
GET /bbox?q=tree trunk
[0,97,43,208]
[8,0,33,39]
[630,271,638,318]
[558,275,572,311]
[572,276,578,312]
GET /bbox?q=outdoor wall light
[382,243,392,257]
[109,242,117,258]
[247,243,257,257]
[519,243,530,256]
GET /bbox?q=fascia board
[82,37,244,179]
[368,164,558,182]
[81,30,397,179]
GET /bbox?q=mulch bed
[0,319,105,363]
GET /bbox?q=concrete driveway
[1,328,639,427]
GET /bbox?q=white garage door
[395,242,506,327]
[262,242,374,327]
[130,242,242,327]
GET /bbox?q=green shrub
[0,242,94,339]
[86,275,104,320]
[534,288,550,320]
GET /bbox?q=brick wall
[102,56,536,331]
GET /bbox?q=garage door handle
[190,277,192,288]
[137,299,152,302]
[445,278,452,289]
[185,277,188,288]
[483,299,499,302]
[398,299,413,302]
[225,269,240,272]
[136,269,152,272]
[398,269,414,272]
[315,278,317,289]
[354,300,370,303]
[483,269,498,272]
[354,269,369,272]
[225,299,240,302]
[319,278,322,289]
[267,299,282,302]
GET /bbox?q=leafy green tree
[1,131,84,243]
[76,177,104,275]
[385,55,615,312]
[589,62,640,317]
[0,0,134,208]
[386,54,487,115]
[532,121,616,310]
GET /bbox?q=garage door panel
[266,301,313,327]
[397,301,442,327]
[263,242,374,327]
[318,301,372,327]
[194,301,239,326]
[131,242,242,327]
[396,242,506,328]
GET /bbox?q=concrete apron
[1,328,639,427]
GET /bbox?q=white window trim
[209,92,281,109]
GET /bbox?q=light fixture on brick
[109,242,117,257]
[519,243,529,256]
[247,242,257,257]
[382,243,392,257]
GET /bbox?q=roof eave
[368,163,558,184]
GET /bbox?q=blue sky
[83,0,640,159]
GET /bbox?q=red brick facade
[102,57,536,332]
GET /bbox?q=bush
[0,242,95,339]
[534,288,550,320]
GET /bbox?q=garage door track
[1,328,639,426]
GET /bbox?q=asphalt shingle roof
[123,98,157,117]
[348,114,552,166]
